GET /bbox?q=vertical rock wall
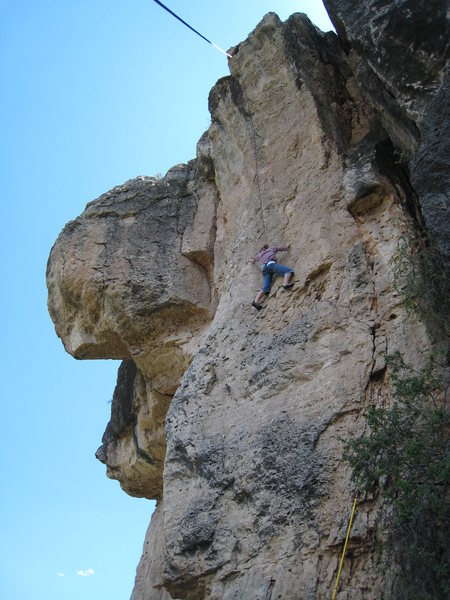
[47,2,448,599]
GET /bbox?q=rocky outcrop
[47,165,218,498]
[411,66,450,259]
[323,0,450,260]
[47,2,448,598]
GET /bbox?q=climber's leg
[253,291,268,310]
[283,271,294,288]
[272,263,294,289]
[252,270,272,309]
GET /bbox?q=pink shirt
[250,245,288,264]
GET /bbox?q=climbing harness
[331,492,359,600]
[152,0,232,57]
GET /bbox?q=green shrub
[344,352,450,599]
[392,230,450,338]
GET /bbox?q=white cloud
[57,572,65,577]
[77,568,95,577]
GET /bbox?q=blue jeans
[261,261,293,293]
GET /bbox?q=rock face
[47,166,218,498]
[323,0,450,265]
[47,2,449,599]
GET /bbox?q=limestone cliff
[47,1,449,598]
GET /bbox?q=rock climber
[248,244,294,310]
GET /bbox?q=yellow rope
[332,494,358,600]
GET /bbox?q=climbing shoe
[283,283,294,289]
[252,301,263,310]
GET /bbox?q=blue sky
[0,2,333,599]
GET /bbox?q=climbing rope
[152,0,268,243]
[152,0,232,57]
[248,104,269,244]
[331,492,359,600]
[235,53,269,244]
